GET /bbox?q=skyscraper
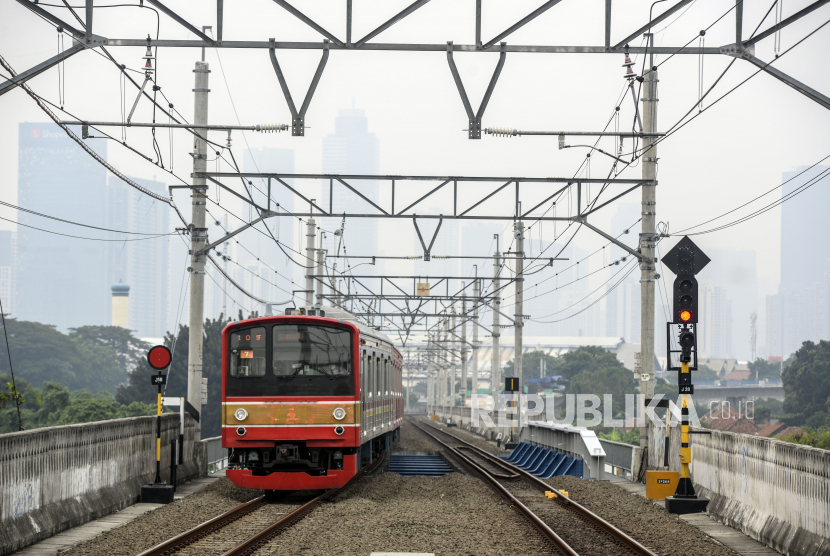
[322,109,380,264]
[766,165,830,358]
[0,231,16,317]
[106,176,169,338]
[17,123,109,330]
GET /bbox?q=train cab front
[222,317,361,491]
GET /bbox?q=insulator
[622,53,634,68]
[558,133,565,150]
[257,123,289,133]
[485,127,517,137]
[624,64,635,79]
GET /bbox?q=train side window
[229,327,266,377]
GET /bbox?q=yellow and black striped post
[154,368,162,484]
[676,362,694,496]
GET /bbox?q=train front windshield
[272,325,352,377]
[227,323,354,397]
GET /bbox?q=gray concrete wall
[647,425,830,555]
[692,429,830,556]
[0,414,207,556]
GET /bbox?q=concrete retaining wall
[691,428,830,556]
[0,414,206,556]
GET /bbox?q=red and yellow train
[221,307,403,491]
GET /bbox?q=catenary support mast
[640,35,658,448]
[187,60,209,439]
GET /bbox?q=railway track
[410,418,658,556]
[137,453,386,556]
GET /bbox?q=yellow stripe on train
[222,402,358,426]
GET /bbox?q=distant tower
[111,282,130,328]
[750,312,757,364]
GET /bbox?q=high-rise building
[0,231,16,316]
[322,109,380,266]
[702,283,733,358]
[766,165,830,358]
[698,248,758,360]
[106,176,169,338]
[17,123,109,330]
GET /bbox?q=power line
[0,200,171,235]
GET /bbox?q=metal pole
[461,285,468,408]
[451,308,457,407]
[316,248,325,307]
[640,37,658,450]
[492,239,501,400]
[514,220,524,390]
[155,368,162,483]
[472,274,480,406]
[405,351,411,413]
[187,60,209,439]
[221,214,228,319]
[305,217,316,307]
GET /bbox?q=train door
[361,349,367,439]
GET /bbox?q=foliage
[696,365,720,381]
[752,398,784,423]
[562,346,636,416]
[116,313,237,438]
[597,427,640,446]
[749,356,792,381]
[781,340,830,428]
[0,319,140,394]
[776,427,830,450]
[0,376,155,433]
[503,350,558,383]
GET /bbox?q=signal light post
[141,345,175,505]
[661,236,711,515]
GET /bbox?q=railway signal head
[662,236,709,325]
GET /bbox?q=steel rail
[222,452,387,556]
[411,420,578,556]
[138,452,385,556]
[419,420,657,556]
[136,496,268,556]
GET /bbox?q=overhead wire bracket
[413,216,443,261]
[269,39,330,136]
[446,41,507,139]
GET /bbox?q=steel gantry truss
[5,0,830,115]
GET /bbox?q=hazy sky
[2,0,829,325]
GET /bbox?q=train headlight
[237,427,246,436]
[234,408,248,421]
[332,407,346,421]
[334,426,345,435]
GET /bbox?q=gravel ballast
[544,476,739,556]
[255,471,554,556]
[56,479,314,556]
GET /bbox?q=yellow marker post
[143,345,174,504]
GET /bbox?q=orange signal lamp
[680,310,692,322]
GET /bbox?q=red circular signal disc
[147,345,172,369]
[680,310,692,322]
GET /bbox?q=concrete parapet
[691,428,830,556]
[0,414,207,556]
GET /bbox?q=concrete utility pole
[472,274,480,405]
[305,217,316,307]
[405,351,411,413]
[451,308,457,406]
[426,333,433,413]
[514,219,525,391]
[221,213,228,319]
[315,246,325,307]
[187,60,209,440]
[492,235,501,399]
[461,285,468,408]
[639,34,658,449]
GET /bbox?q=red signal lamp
[679,310,692,322]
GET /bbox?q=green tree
[748,357,792,381]
[503,350,558,384]
[116,314,233,438]
[781,340,830,428]
[0,319,134,394]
